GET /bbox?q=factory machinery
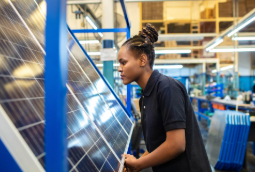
[0,0,133,171]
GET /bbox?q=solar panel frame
[0,0,134,171]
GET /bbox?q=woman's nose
[118,66,122,72]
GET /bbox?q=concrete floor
[137,118,255,172]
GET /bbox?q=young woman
[118,24,212,172]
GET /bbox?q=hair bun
[138,23,158,44]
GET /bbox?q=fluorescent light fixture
[209,48,255,52]
[206,38,223,51]
[79,40,100,44]
[232,37,255,41]
[85,16,97,29]
[212,65,233,73]
[85,16,103,37]
[96,64,103,67]
[227,16,255,37]
[96,63,120,67]
[155,50,191,54]
[88,52,101,56]
[221,65,233,71]
[153,65,183,69]
[212,69,217,73]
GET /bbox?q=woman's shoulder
[156,74,186,93]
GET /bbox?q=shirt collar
[142,70,161,96]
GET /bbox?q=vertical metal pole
[102,0,114,89]
[233,0,239,98]
[198,100,201,121]
[217,61,220,85]
[126,28,131,114]
[202,63,206,95]
[45,0,68,171]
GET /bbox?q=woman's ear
[139,54,148,67]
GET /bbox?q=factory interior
[0,0,255,171]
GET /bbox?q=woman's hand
[123,167,139,172]
[124,153,140,171]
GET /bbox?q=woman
[118,24,212,172]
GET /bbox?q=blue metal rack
[205,83,224,98]
[45,0,132,171]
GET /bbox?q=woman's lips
[121,75,124,79]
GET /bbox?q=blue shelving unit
[205,83,224,98]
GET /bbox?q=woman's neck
[136,69,153,90]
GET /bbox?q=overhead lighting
[79,40,100,44]
[155,50,191,54]
[88,52,101,56]
[206,38,223,51]
[153,65,183,69]
[209,48,255,52]
[227,16,255,37]
[212,65,233,73]
[96,63,120,67]
[212,69,217,73]
[221,65,233,71]
[232,37,255,41]
[85,16,103,37]
[85,16,97,29]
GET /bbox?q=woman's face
[118,46,142,85]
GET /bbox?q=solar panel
[0,0,133,171]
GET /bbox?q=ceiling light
[85,16,103,37]
[85,16,97,29]
[155,50,191,54]
[206,38,223,51]
[153,65,183,69]
[212,69,217,73]
[96,63,120,67]
[221,65,233,71]
[209,48,255,52]
[88,52,101,56]
[212,65,233,73]
[227,16,255,37]
[232,37,255,41]
[79,40,100,44]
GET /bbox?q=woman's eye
[122,62,126,65]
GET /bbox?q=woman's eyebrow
[119,58,123,62]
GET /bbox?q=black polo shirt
[139,70,212,172]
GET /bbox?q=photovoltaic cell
[0,0,133,171]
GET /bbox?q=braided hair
[122,23,158,68]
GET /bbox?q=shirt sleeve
[157,80,186,132]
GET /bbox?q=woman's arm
[139,150,149,158]
[124,129,185,171]
[123,151,149,172]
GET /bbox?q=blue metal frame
[72,28,128,33]
[205,83,224,98]
[119,0,131,29]
[71,0,132,115]
[68,26,132,119]
[43,1,132,170]
[0,139,22,172]
[190,97,212,127]
[45,0,68,171]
